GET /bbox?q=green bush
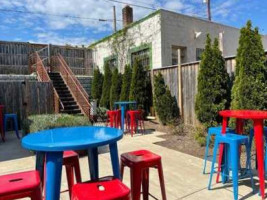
[91,68,103,106]
[110,68,122,108]
[100,63,112,109]
[120,64,132,101]
[23,114,91,134]
[231,21,267,111]
[129,59,148,110]
[194,126,206,146]
[195,35,230,128]
[153,73,179,125]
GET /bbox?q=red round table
[219,110,267,199]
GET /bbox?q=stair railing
[31,51,64,113]
[55,54,92,119]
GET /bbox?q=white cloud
[31,32,95,46]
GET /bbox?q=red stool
[127,110,145,137]
[0,170,42,200]
[107,110,117,128]
[43,151,81,198]
[120,150,167,200]
[71,177,130,200]
[63,151,82,198]
[0,105,4,142]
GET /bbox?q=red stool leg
[65,165,74,198]
[157,161,167,200]
[73,157,82,183]
[120,163,125,180]
[142,168,149,200]
[131,168,142,200]
[31,185,42,200]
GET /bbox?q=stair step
[61,97,75,101]
[61,109,81,114]
[62,101,77,106]
[57,90,71,95]
[64,105,79,109]
[59,93,72,98]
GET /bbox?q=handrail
[56,54,92,119]
[58,54,89,99]
[33,52,64,112]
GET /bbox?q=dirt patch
[144,119,208,159]
[145,119,254,166]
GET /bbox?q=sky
[0,0,266,46]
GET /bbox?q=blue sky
[0,0,266,46]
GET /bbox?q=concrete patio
[0,130,260,200]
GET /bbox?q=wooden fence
[152,56,238,126]
[0,41,93,75]
[0,81,54,127]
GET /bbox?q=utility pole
[113,6,117,32]
[204,0,211,21]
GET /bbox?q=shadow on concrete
[0,131,33,162]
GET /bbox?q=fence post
[177,49,183,117]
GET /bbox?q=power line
[104,0,157,10]
[0,8,122,22]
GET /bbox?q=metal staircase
[49,72,81,115]
[30,46,93,119]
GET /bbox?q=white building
[89,7,267,72]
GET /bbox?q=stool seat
[4,113,17,117]
[121,150,161,166]
[63,150,78,159]
[71,177,130,200]
[0,170,42,199]
[216,133,248,143]
[208,126,235,134]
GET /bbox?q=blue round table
[22,126,123,200]
[114,101,137,132]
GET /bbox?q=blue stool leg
[230,142,239,200]
[45,151,63,200]
[109,142,121,179]
[3,115,7,136]
[13,115,20,139]
[88,147,99,180]
[245,142,255,193]
[203,132,212,174]
[35,151,45,185]
[208,139,218,190]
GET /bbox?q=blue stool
[4,114,20,139]
[203,126,235,174]
[248,127,267,172]
[208,134,255,200]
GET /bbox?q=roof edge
[89,10,161,48]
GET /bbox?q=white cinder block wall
[91,12,162,73]
[90,9,267,72]
[160,10,241,66]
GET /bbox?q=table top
[219,110,267,120]
[22,126,123,152]
[114,101,137,105]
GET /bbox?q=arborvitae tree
[129,59,147,109]
[100,63,112,109]
[231,21,267,110]
[110,68,122,108]
[153,73,179,125]
[91,67,103,106]
[120,65,132,101]
[195,35,230,127]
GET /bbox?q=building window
[171,46,187,65]
[196,48,204,61]
[104,55,117,70]
[129,43,152,69]
[131,48,150,68]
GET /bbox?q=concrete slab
[0,131,261,200]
